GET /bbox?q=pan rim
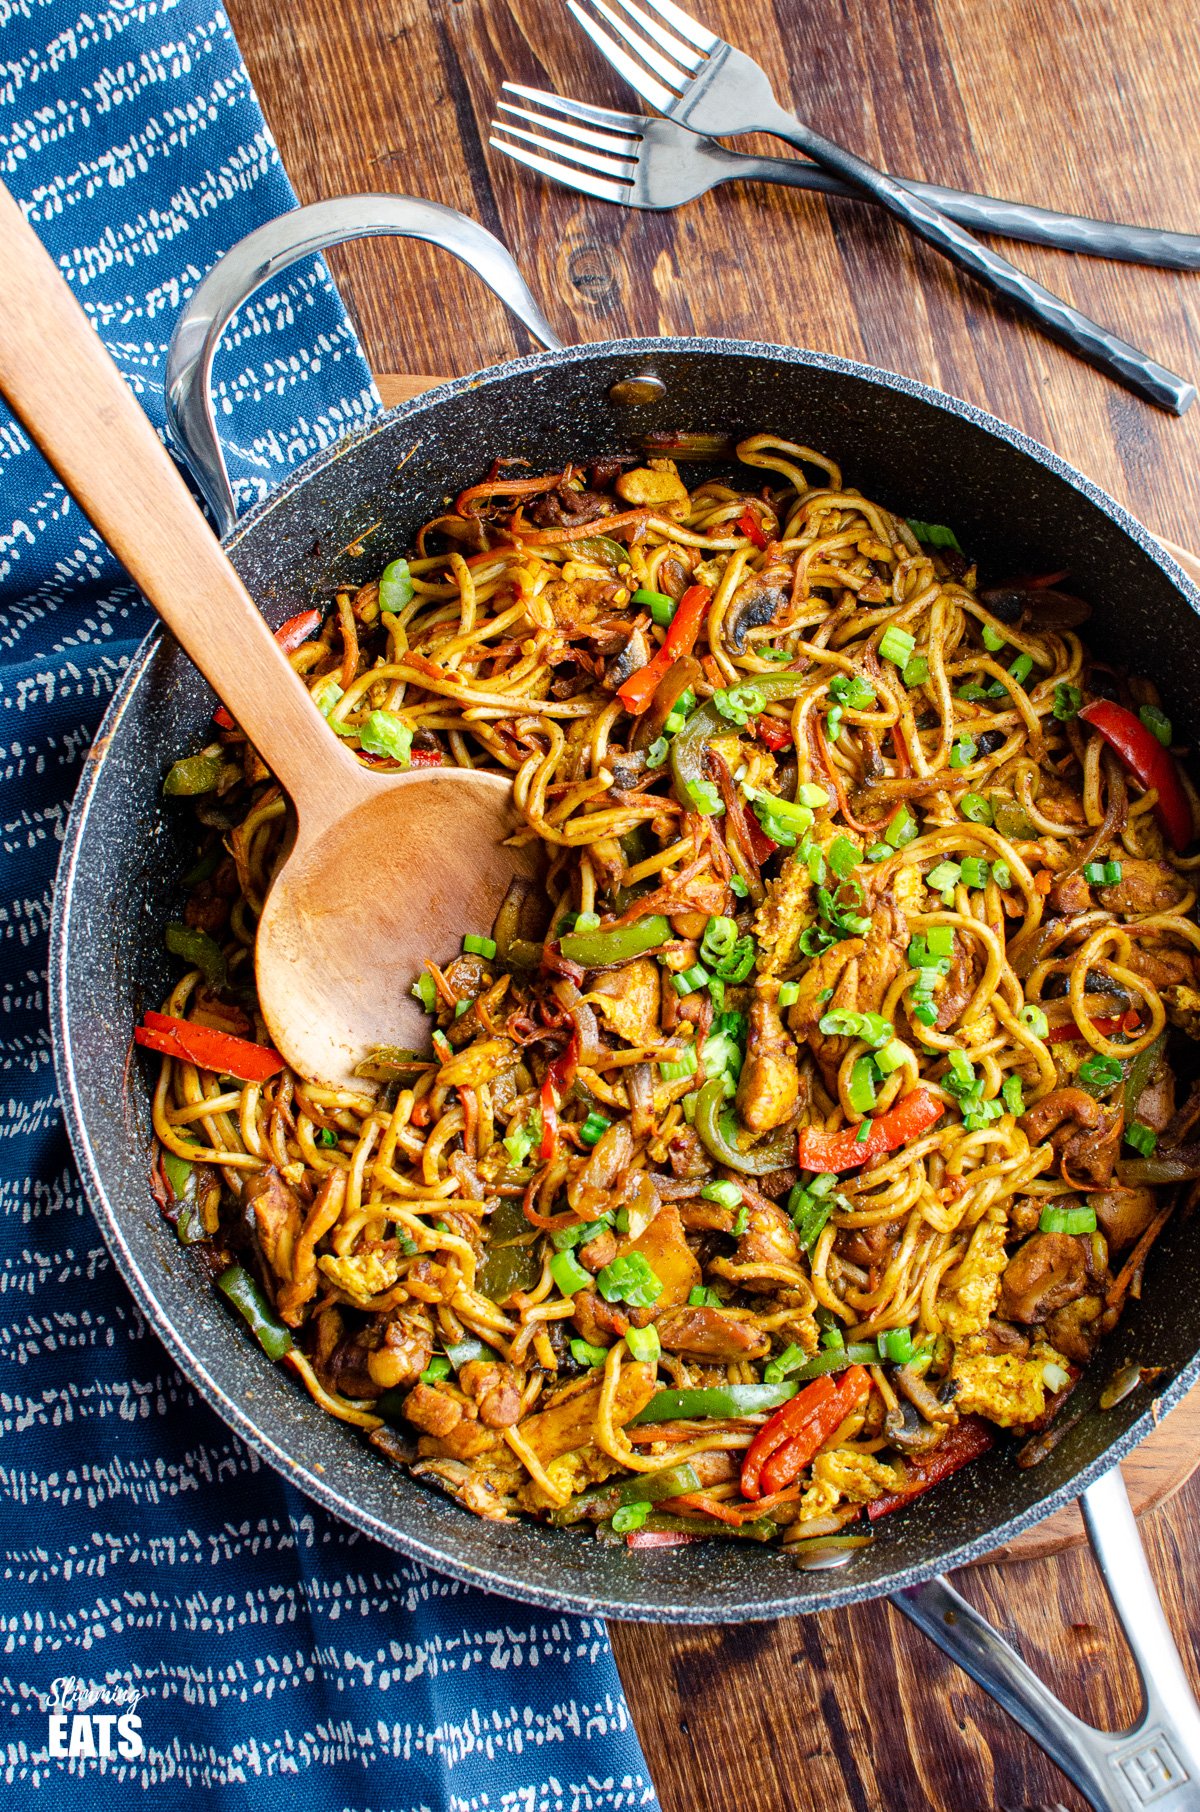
[50,334,1200,1620]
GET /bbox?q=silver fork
[491,85,1200,272]
[564,0,1195,414]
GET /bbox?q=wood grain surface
[224,0,1200,1804]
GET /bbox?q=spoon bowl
[0,180,526,1088]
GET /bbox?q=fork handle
[754,100,1195,413]
[719,150,1200,271]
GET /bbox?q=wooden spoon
[0,181,534,1088]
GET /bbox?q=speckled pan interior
[50,338,1200,1620]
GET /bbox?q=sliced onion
[789,1535,874,1571]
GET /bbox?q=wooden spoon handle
[0,180,360,820]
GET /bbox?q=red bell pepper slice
[755,716,793,752]
[408,747,444,767]
[867,1415,995,1519]
[214,609,322,728]
[617,585,712,715]
[538,1032,579,1162]
[796,1087,943,1174]
[738,507,768,550]
[134,1010,285,1082]
[1079,699,1192,851]
[1046,1009,1141,1044]
[741,1365,872,1500]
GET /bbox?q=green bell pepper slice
[559,914,673,968]
[630,1382,798,1423]
[670,673,809,812]
[549,1461,702,1525]
[693,1078,796,1175]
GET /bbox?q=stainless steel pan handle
[165,194,563,536]
[893,1466,1200,1810]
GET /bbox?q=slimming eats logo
[43,1676,145,1761]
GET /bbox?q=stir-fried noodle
[141,437,1200,1548]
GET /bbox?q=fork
[565,0,1195,414]
[491,86,1200,272]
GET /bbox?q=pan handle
[891,1466,1200,1811]
[165,194,563,536]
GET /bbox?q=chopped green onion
[960,856,989,888]
[625,1324,661,1363]
[992,860,1012,889]
[820,1324,846,1351]
[1009,653,1033,687]
[379,557,415,613]
[550,1250,592,1296]
[878,1326,915,1364]
[982,623,1007,652]
[1001,1074,1025,1116]
[797,782,830,808]
[752,795,813,847]
[611,1501,652,1533]
[855,1119,873,1143]
[828,835,861,879]
[579,1111,612,1147]
[571,1338,609,1368]
[1053,682,1083,720]
[949,737,977,769]
[1039,1204,1097,1234]
[713,682,768,726]
[906,519,962,551]
[683,778,724,816]
[763,1342,811,1382]
[358,710,414,764]
[660,1046,700,1083]
[1125,1121,1158,1156]
[866,843,892,863]
[730,875,749,898]
[912,999,938,1027]
[1139,704,1172,746]
[463,934,496,960]
[633,587,676,625]
[710,935,756,983]
[875,1039,908,1076]
[421,1355,453,1383]
[732,1205,749,1236]
[1078,1052,1124,1095]
[412,972,438,1012]
[688,1285,723,1307]
[1083,859,1122,885]
[701,1179,743,1209]
[454,1000,470,1019]
[646,736,669,768]
[597,1253,664,1307]
[885,806,917,849]
[879,626,916,667]
[574,912,601,933]
[926,860,962,895]
[700,915,739,961]
[926,926,954,958]
[673,963,711,997]
[829,673,877,709]
[902,654,930,687]
[848,1056,879,1114]
[316,1126,339,1149]
[664,689,697,734]
[961,793,993,825]
[777,981,800,1009]
[1019,1004,1049,1038]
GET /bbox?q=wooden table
[226,0,1200,1803]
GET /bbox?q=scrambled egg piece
[798,1449,904,1519]
[892,863,928,919]
[1166,984,1200,1039]
[517,1443,622,1513]
[937,1216,1008,1342]
[318,1245,402,1301]
[951,1335,1070,1429]
[754,852,815,975]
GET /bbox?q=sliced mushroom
[884,1397,948,1455]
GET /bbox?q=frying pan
[49,194,1200,1809]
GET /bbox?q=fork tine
[626,0,717,55]
[489,133,632,205]
[493,118,637,179]
[565,1,678,112]
[497,100,641,157]
[602,0,704,70]
[501,82,646,135]
[580,0,696,90]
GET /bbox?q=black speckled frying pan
[48,196,1200,1808]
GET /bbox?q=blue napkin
[0,4,659,1804]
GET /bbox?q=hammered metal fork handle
[891,1469,1200,1812]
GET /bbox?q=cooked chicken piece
[936,941,979,1032]
[981,1319,1032,1357]
[1124,944,1195,990]
[707,1200,804,1300]
[1091,1185,1160,1252]
[403,1381,464,1438]
[1047,872,1092,916]
[458,1359,523,1427]
[735,991,801,1133]
[1044,1294,1105,1364]
[686,1450,740,1487]
[1096,858,1188,917]
[615,462,689,509]
[1129,1056,1175,1132]
[579,1228,619,1273]
[1020,1087,1123,1186]
[1007,1196,1043,1239]
[586,957,661,1047]
[654,1305,770,1359]
[436,1038,517,1090]
[419,1420,500,1462]
[244,1165,302,1282]
[856,900,909,1017]
[837,1219,901,1276]
[571,1289,628,1348]
[567,1119,634,1219]
[521,1361,657,1464]
[365,1310,434,1392]
[617,1200,701,1306]
[999,1231,1104,1323]
[753,852,815,974]
[787,935,863,1090]
[184,854,239,936]
[666,1127,712,1181]
[1033,770,1088,826]
[1165,984,1200,1039]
